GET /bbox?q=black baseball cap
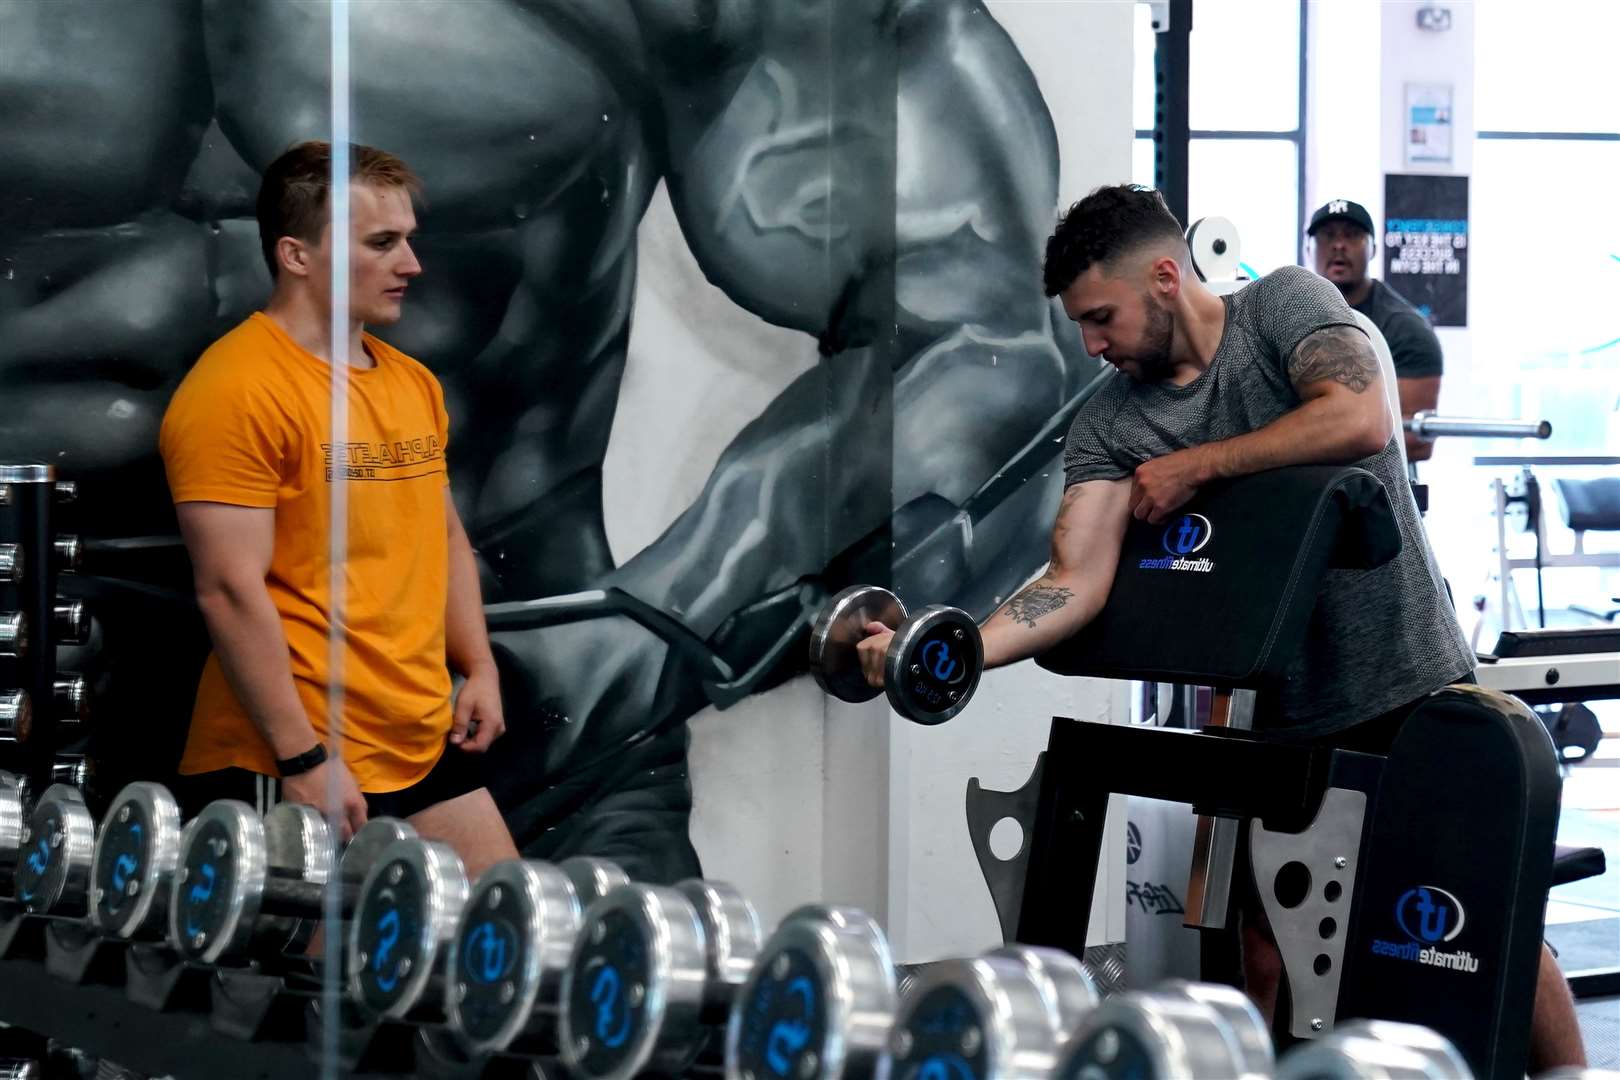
[1307,199,1375,237]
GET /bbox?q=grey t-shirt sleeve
[1380,310,1444,378]
[1063,381,1130,486]
[1250,265,1365,380]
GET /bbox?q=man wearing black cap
[1308,199,1444,461]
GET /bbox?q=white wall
[606,1,1135,957]
[1306,2,1492,605]
[1376,4,1491,606]
[1304,1,1382,239]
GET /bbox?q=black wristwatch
[275,743,328,779]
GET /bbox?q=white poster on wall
[1404,82,1454,167]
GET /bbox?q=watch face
[566,908,655,1075]
[732,947,828,1080]
[892,986,989,1080]
[94,801,150,926]
[456,883,529,1045]
[175,818,237,956]
[355,857,425,1011]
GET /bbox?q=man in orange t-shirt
[159,141,518,877]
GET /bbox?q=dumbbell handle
[259,874,363,920]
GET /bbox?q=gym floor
[1545,697,1620,1070]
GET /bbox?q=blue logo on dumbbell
[921,639,968,685]
[25,837,49,876]
[464,920,512,984]
[110,822,142,892]
[18,836,50,900]
[182,862,216,938]
[591,963,633,1049]
[111,853,139,892]
[764,975,816,1076]
[918,1054,978,1080]
[372,907,402,991]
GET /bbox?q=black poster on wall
[1382,173,1469,327]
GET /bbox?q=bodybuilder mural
[0,0,1099,882]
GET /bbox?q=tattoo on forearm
[1002,583,1074,629]
[1288,326,1378,393]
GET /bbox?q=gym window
[1131,0,1308,277]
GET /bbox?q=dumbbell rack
[0,896,548,1079]
[0,464,89,801]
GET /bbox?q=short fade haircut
[1042,184,1187,297]
[256,140,422,279]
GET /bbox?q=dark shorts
[171,744,487,822]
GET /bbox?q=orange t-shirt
[159,312,453,791]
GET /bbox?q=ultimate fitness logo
[1139,514,1216,573]
[1370,885,1481,975]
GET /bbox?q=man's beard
[1118,295,1176,382]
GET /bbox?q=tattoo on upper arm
[1002,583,1074,628]
[1288,326,1378,393]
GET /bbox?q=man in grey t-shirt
[1059,250,1472,736]
[857,184,1584,1071]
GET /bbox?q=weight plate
[14,784,94,916]
[676,878,764,997]
[170,800,264,964]
[1057,992,1246,1080]
[810,585,906,705]
[559,855,630,908]
[350,836,469,1019]
[560,884,708,1080]
[891,956,1063,1080]
[449,859,582,1057]
[0,772,28,888]
[885,605,982,725]
[726,906,897,1080]
[1157,979,1273,1077]
[1274,1032,1463,1080]
[988,946,1100,1054]
[91,782,182,939]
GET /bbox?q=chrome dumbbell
[1056,980,1273,1079]
[559,879,763,1079]
[887,945,1101,1080]
[1274,1019,1471,1080]
[10,784,96,917]
[808,585,985,725]
[445,855,630,1058]
[168,801,413,965]
[90,782,184,941]
[347,834,470,1021]
[725,905,900,1080]
[0,772,35,894]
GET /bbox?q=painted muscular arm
[609,0,1087,635]
[1130,326,1395,523]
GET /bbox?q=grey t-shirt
[1063,265,1473,733]
[1353,279,1443,379]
